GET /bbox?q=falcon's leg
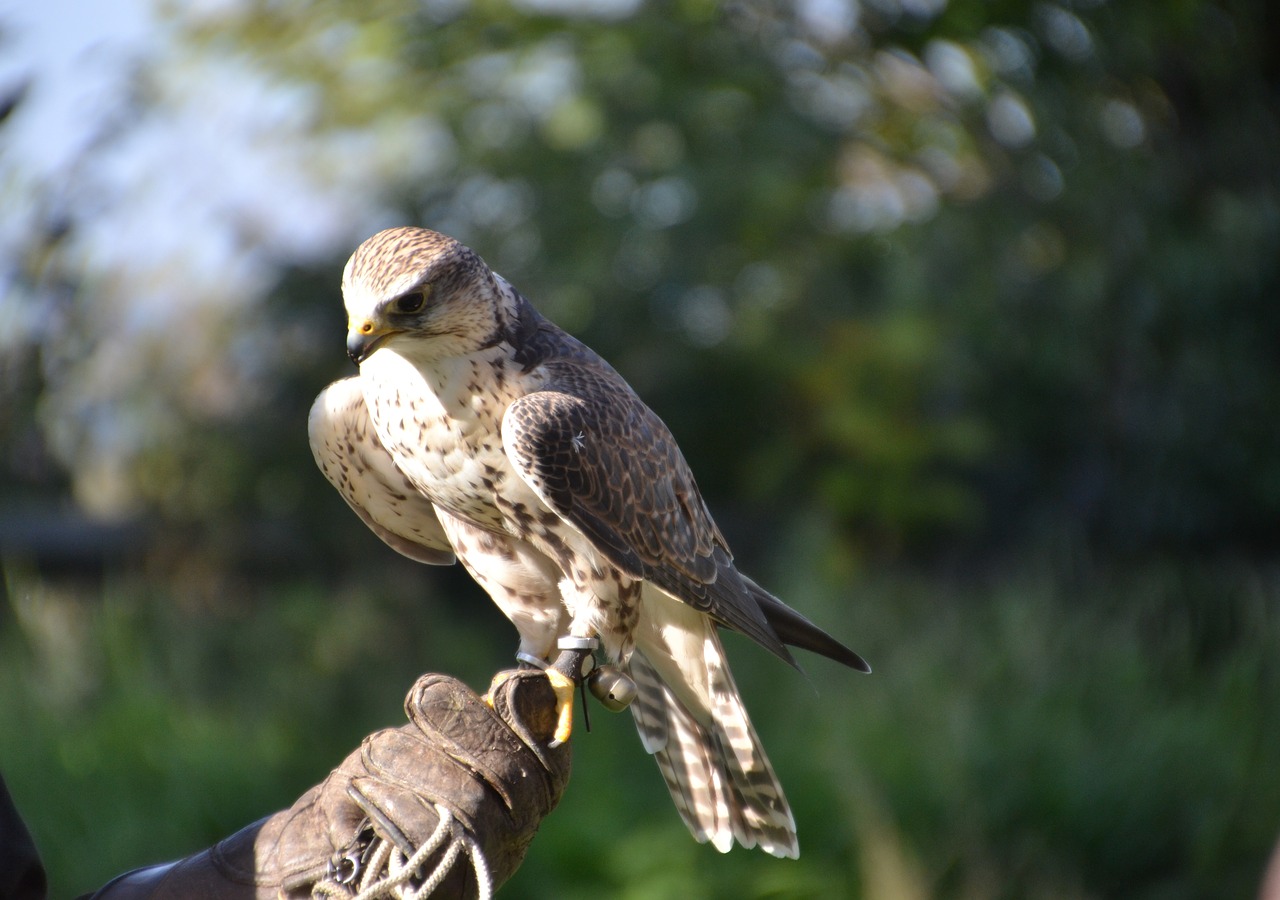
[545,573,641,744]
[546,636,597,747]
[432,509,569,709]
[482,646,556,709]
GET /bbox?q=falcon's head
[342,227,509,365]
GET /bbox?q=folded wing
[309,376,456,566]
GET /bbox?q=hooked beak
[346,318,396,365]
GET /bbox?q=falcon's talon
[482,669,519,709]
[543,644,595,746]
[544,667,577,747]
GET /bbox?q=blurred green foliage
[4,557,1276,897]
[2,0,1278,896]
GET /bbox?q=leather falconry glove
[79,668,572,900]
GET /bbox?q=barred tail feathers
[628,587,799,858]
[629,652,737,851]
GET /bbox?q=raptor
[309,226,870,858]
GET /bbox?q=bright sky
[0,0,389,310]
[0,0,154,175]
[0,0,385,514]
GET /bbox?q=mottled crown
[342,226,488,310]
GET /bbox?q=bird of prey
[309,226,870,858]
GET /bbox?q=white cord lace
[313,804,493,900]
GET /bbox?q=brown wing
[501,369,794,665]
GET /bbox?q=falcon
[309,226,870,858]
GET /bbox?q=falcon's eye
[393,291,427,314]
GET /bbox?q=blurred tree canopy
[1,0,1278,897]
[4,0,1277,561]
